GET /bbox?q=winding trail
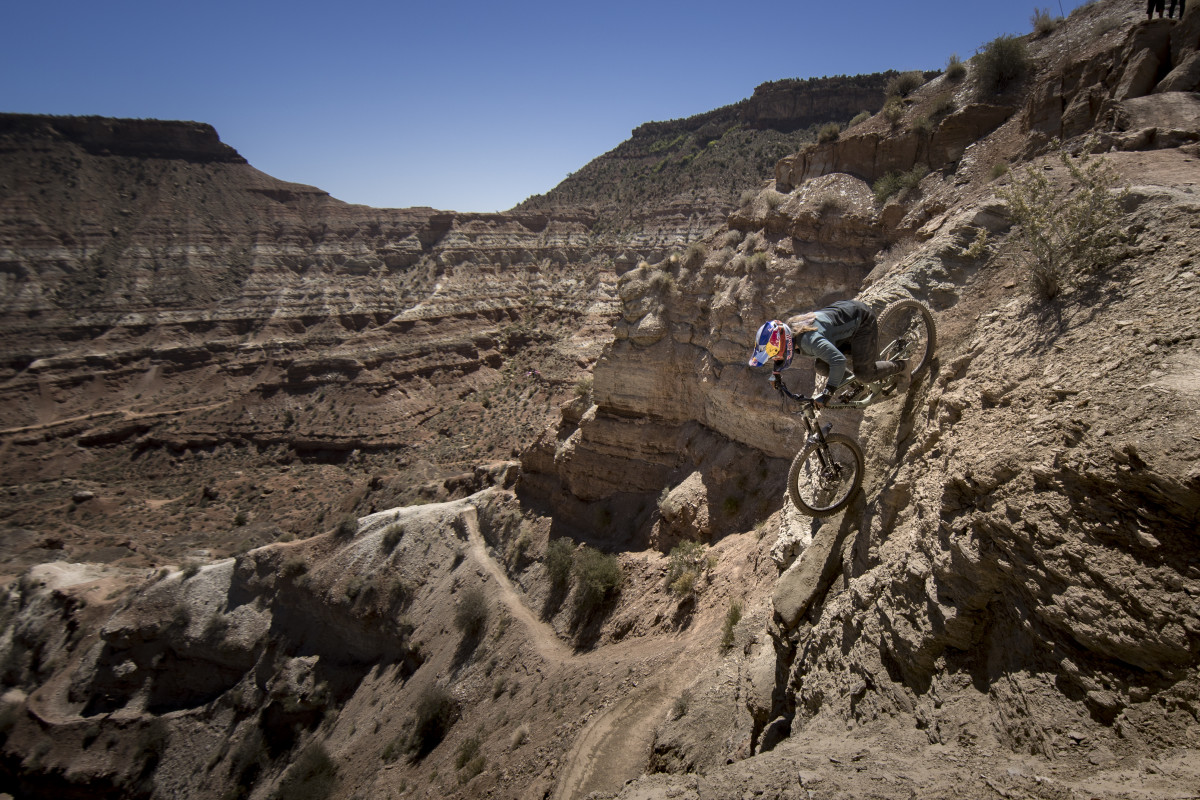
[460,505,705,800]
[462,506,573,663]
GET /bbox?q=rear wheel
[787,433,864,517]
[878,299,936,377]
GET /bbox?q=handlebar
[770,373,815,406]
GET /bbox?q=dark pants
[1149,0,1165,16]
[844,301,902,382]
[1169,0,1185,17]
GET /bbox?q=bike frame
[772,377,834,449]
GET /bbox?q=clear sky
[3,0,1096,213]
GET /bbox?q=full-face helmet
[749,320,793,368]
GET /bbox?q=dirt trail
[462,507,573,664]
[0,401,230,437]
[551,666,697,800]
[461,506,706,800]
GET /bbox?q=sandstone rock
[1155,51,1200,92]
[772,519,852,629]
[1114,49,1162,100]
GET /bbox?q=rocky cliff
[3,1,1200,799]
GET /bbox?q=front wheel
[787,432,864,517]
[878,299,937,378]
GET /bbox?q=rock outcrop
[3,2,1200,799]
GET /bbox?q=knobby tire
[878,299,937,378]
[787,432,864,517]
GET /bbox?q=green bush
[381,524,404,553]
[882,97,905,127]
[572,546,623,615]
[1031,8,1060,36]
[996,141,1128,302]
[817,122,841,144]
[454,585,489,638]
[873,164,929,204]
[544,538,575,589]
[849,111,871,128]
[975,35,1029,96]
[667,541,712,596]
[886,70,925,98]
[682,242,706,269]
[720,600,743,653]
[403,687,459,760]
[455,733,486,783]
[931,93,956,118]
[945,53,967,82]
[335,516,358,539]
[270,742,337,800]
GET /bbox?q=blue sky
[3,0,1095,213]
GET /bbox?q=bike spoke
[793,441,860,512]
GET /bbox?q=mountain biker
[748,299,904,406]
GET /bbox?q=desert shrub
[507,532,531,567]
[403,686,459,760]
[747,252,769,272]
[682,242,706,269]
[335,516,358,539]
[945,53,967,82]
[817,193,846,216]
[269,742,337,800]
[764,190,785,209]
[722,229,744,248]
[911,115,933,136]
[990,161,1010,180]
[873,172,903,203]
[667,541,712,597]
[671,690,692,720]
[1032,7,1060,36]
[975,34,1028,96]
[720,600,743,653]
[996,141,1128,302]
[886,70,925,98]
[849,110,871,127]
[510,724,529,749]
[455,733,486,783]
[873,164,929,204]
[960,227,991,260]
[573,376,593,398]
[572,546,623,615]
[381,524,404,553]
[817,122,841,144]
[181,560,201,580]
[454,585,489,638]
[931,92,956,118]
[234,511,248,527]
[739,189,758,207]
[882,97,905,127]
[282,554,308,578]
[544,538,575,589]
[648,269,675,292]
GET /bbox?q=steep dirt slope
[590,2,1200,797]
[3,1,1200,799]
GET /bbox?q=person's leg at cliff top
[1150,0,1165,18]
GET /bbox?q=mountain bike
[772,299,936,516]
